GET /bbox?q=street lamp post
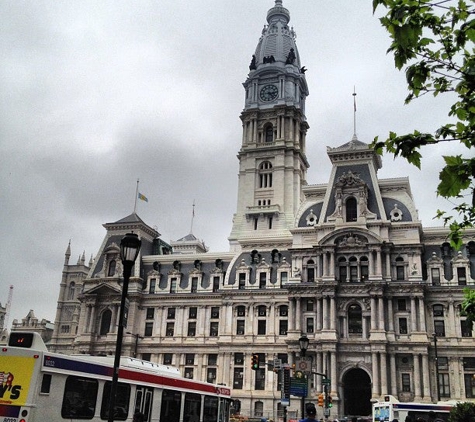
[433,332,440,402]
[299,334,310,420]
[108,233,141,422]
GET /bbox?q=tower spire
[352,87,357,139]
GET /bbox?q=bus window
[100,381,131,420]
[184,392,201,422]
[134,386,153,422]
[204,396,219,422]
[160,389,181,422]
[40,374,52,394]
[62,375,98,419]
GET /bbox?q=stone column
[371,297,377,331]
[411,297,417,332]
[422,353,431,399]
[388,298,394,332]
[378,297,384,330]
[296,298,301,332]
[331,351,337,394]
[413,353,421,399]
[330,297,336,330]
[316,298,322,331]
[390,353,397,395]
[322,297,328,330]
[419,297,427,332]
[381,352,388,395]
[289,298,295,331]
[372,352,380,397]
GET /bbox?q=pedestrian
[299,403,318,422]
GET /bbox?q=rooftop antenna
[190,200,196,234]
[352,87,357,138]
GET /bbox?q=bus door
[134,386,154,422]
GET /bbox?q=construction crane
[3,285,13,330]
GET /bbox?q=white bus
[0,332,232,422]
[373,395,454,422]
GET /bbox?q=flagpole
[353,87,357,136]
[190,200,195,234]
[134,179,139,213]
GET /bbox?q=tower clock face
[260,84,278,101]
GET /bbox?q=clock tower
[229,0,310,251]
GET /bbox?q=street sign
[273,358,282,370]
[290,373,308,397]
[324,408,330,417]
[322,378,331,385]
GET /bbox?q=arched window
[259,161,273,188]
[100,309,112,335]
[306,259,315,282]
[348,304,362,334]
[360,256,369,281]
[68,281,75,300]
[254,401,264,417]
[108,260,116,277]
[338,257,347,282]
[346,197,357,222]
[265,125,274,142]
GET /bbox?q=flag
[138,192,148,202]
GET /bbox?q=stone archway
[342,368,372,417]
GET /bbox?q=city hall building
[49,1,475,419]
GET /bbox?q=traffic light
[251,354,259,370]
[328,395,333,408]
[318,393,324,407]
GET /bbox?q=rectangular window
[259,272,267,289]
[280,306,288,316]
[61,325,70,334]
[306,299,314,312]
[402,373,411,392]
[233,368,243,389]
[306,318,314,334]
[397,299,407,311]
[207,368,217,383]
[166,322,174,336]
[188,322,196,337]
[464,373,475,398]
[279,320,288,335]
[211,307,220,318]
[144,322,153,337]
[100,381,130,420]
[213,276,220,292]
[186,354,195,365]
[361,264,369,281]
[280,271,288,286]
[167,308,176,319]
[461,320,472,337]
[396,265,405,280]
[268,216,273,229]
[307,267,315,283]
[237,320,245,335]
[431,268,440,285]
[163,353,173,365]
[258,320,266,335]
[146,307,154,320]
[149,278,156,294]
[237,306,246,316]
[433,305,444,317]
[399,318,408,334]
[350,266,358,282]
[141,353,151,361]
[254,368,266,390]
[457,267,467,285]
[234,353,244,365]
[160,390,182,421]
[184,368,194,379]
[434,320,446,337]
[170,277,177,294]
[191,277,198,293]
[62,376,98,419]
[208,354,218,366]
[439,373,450,398]
[40,374,52,394]
[210,322,219,336]
[239,273,246,289]
[189,307,197,319]
[254,217,258,230]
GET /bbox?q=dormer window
[108,260,116,277]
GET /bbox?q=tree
[372,0,475,249]
[448,401,475,422]
[461,286,475,329]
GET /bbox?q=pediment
[84,282,121,296]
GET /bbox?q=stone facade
[49,1,475,420]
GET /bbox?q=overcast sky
[1,0,464,325]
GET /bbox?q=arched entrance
[342,368,372,417]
